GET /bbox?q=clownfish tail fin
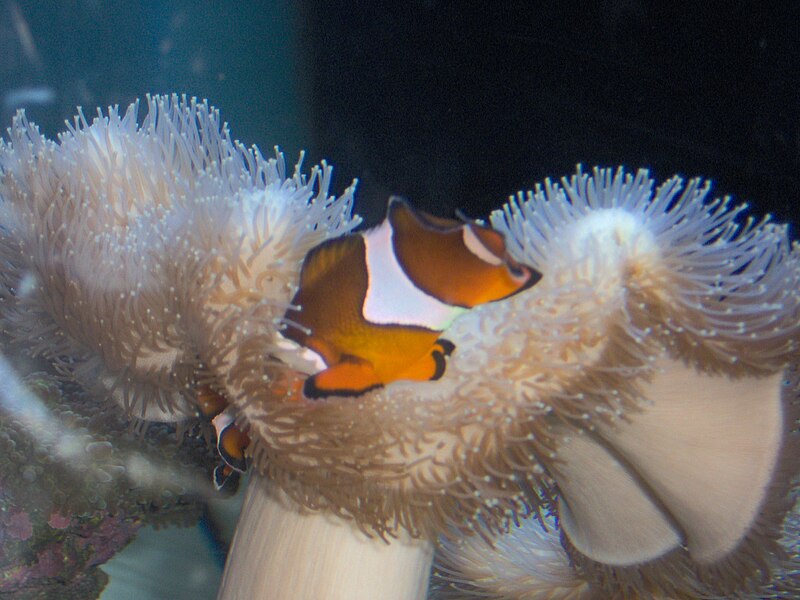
[213,464,241,496]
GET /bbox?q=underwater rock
[0,369,213,598]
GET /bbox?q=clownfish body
[196,384,250,495]
[283,197,541,398]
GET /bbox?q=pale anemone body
[0,94,359,422]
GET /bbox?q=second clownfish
[196,384,250,495]
[282,197,541,398]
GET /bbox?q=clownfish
[200,198,540,491]
[282,197,541,398]
[196,384,250,495]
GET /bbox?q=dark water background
[1,1,797,229]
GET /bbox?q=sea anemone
[1,95,797,598]
[0,94,358,424]
[219,167,797,598]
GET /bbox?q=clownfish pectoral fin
[212,411,249,473]
[395,338,457,382]
[213,463,241,496]
[303,357,383,399]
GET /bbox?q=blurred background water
[2,1,797,226]
[0,1,797,598]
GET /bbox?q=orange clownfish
[196,384,250,494]
[282,197,541,399]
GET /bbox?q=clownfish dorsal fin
[453,207,472,224]
[387,196,462,233]
[463,222,508,263]
[451,209,507,261]
[297,234,365,291]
